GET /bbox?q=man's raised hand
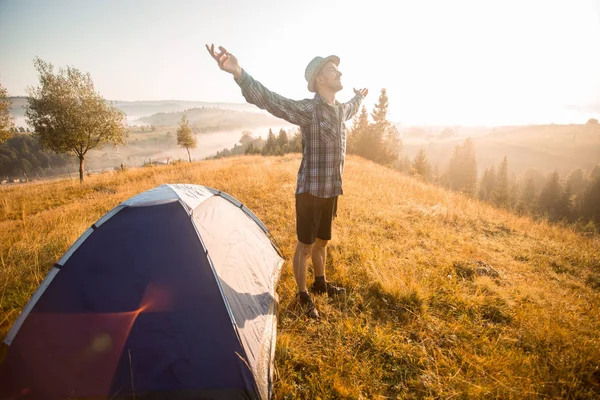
[206,44,243,79]
[354,88,369,98]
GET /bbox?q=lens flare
[0,283,172,399]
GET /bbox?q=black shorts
[295,192,338,245]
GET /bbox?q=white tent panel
[192,196,283,400]
[170,184,215,212]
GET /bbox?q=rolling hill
[401,123,600,176]
[9,96,259,117]
[8,97,285,130]
[135,106,284,131]
[0,155,598,398]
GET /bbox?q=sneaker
[310,281,346,297]
[297,292,319,319]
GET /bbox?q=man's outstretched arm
[343,88,369,121]
[206,44,313,127]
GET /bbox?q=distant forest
[211,128,302,159]
[400,137,600,233]
[0,133,75,180]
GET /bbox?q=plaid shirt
[235,69,363,198]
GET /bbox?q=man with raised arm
[207,44,368,318]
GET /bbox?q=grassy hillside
[0,155,599,399]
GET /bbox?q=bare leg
[293,241,313,292]
[312,238,329,279]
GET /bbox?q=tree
[586,118,598,125]
[289,129,302,153]
[538,171,563,220]
[0,133,74,178]
[557,183,572,221]
[26,58,127,182]
[370,88,401,165]
[239,130,253,145]
[176,114,196,162]
[589,165,600,181]
[277,128,289,148]
[0,82,14,144]
[581,177,600,224]
[522,168,546,192]
[349,90,401,165]
[492,156,510,207]
[411,147,431,181]
[263,129,277,155]
[565,169,587,195]
[519,178,537,213]
[347,105,369,155]
[478,166,496,201]
[447,138,478,196]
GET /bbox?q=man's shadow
[218,279,276,329]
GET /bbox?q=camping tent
[0,184,283,399]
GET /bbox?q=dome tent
[0,184,283,400]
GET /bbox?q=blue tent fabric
[0,185,283,400]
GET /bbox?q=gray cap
[304,55,340,93]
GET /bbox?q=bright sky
[1,0,599,126]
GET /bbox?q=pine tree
[581,177,600,224]
[522,168,547,192]
[370,89,401,164]
[263,129,277,155]
[508,178,519,209]
[348,105,369,155]
[538,171,563,220]
[290,129,302,153]
[566,168,587,195]
[492,156,509,207]
[519,178,537,213]
[447,138,478,196]
[478,165,496,201]
[412,147,431,181]
[176,114,197,162]
[557,183,572,221]
[277,128,289,148]
[588,164,600,181]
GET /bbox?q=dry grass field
[1,154,599,399]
